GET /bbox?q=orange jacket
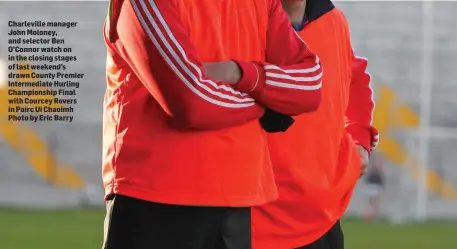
[252,5,376,248]
[102,0,323,207]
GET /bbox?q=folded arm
[231,0,323,116]
[108,0,266,130]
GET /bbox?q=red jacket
[346,52,378,151]
[102,0,323,206]
[252,3,378,248]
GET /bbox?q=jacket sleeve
[345,51,379,152]
[232,0,323,116]
[109,0,265,130]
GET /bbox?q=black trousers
[102,194,251,249]
[296,221,344,249]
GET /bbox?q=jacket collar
[305,0,335,23]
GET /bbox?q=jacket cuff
[232,60,265,96]
[346,124,372,154]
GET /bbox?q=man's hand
[202,61,241,85]
[358,145,369,175]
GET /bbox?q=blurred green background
[1,209,456,249]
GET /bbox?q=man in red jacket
[102,0,323,249]
[251,1,379,249]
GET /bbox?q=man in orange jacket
[102,0,324,249]
[252,0,379,249]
